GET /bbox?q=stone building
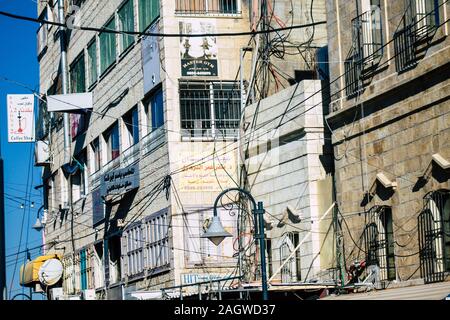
[35,0,251,300]
[31,0,335,300]
[325,0,450,288]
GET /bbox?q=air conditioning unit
[81,289,96,300]
[50,287,64,300]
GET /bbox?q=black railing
[393,0,440,73]
[175,0,239,14]
[394,21,418,73]
[362,206,396,282]
[344,7,383,97]
[418,190,449,284]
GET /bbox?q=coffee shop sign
[101,164,140,196]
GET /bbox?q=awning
[19,254,61,287]
[320,281,450,300]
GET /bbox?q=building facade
[326,0,450,288]
[33,0,334,300]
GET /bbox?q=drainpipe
[58,0,71,165]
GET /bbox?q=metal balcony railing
[175,0,239,14]
[344,7,383,97]
[393,0,440,73]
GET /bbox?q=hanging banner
[142,22,161,94]
[179,20,218,76]
[7,94,35,143]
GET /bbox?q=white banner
[7,94,35,143]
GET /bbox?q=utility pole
[0,130,6,300]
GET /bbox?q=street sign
[7,94,35,143]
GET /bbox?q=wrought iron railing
[418,190,450,283]
[393,0,440,73]
[362,206,396,282]
[175,0,240,14]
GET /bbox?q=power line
[0,9,326,38]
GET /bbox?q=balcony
[393,0,440,73]
[344,7,384,97]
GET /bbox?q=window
[144,87,164,133]
[179,80,240,139]
[184,207,236,266]
[91,137,102,173]
[410,0,440,34]
[344,0,383,97]
[87,39,98,87]
[69,53,88,139]
[118,0,135,52]
[99,18,117,74]
[71,150,87,202]
[418,190,450,283]
[104,122,120,162]
[123,106,140,147]
[70,54,86,94]
[139,0,159,32]
[279,232,301,283]
[121,210,170,278]
[175,0,239,14]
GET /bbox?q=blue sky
[0,1,45,300]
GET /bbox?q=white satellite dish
[38,259,63,286]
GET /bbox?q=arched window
[418,190,450,283]
[363,206,396,281]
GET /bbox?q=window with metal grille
[363,206,396,281]
[183,207,237,267]
[121,210,170,279]
[179,80,241,139]
[344,2,383,97]
[175,0,239,14]
[418,190,450,283]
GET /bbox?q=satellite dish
[38,259,63,286]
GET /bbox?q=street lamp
[201,188,269,300]
[32,205,46,232]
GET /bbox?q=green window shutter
[100,18,117,74]
[87,40,97,86]
[139,0,159,32]
[119,0,135,52]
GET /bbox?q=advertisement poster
[179,20,218,76]
[7,94,35,143]
[179,152,236,192]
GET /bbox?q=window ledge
[99,61,117,82]
[118,41,136,63]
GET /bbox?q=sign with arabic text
[101,164,140,197]
[7,94,35,143]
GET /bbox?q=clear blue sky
[0,1,45,300]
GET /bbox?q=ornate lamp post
[201,188,269,300]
